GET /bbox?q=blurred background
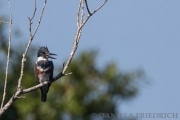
[0,0,180,120]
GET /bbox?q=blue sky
[1,0,180,119]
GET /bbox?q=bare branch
[0,81,48,116]
[80,0,85,24]
[22,81,49,94]
[17,0,47,89]
[0,0,107,116]
[0,90,21,116]
[0,0,48,116]
[1,0,13,109]
[53,0,107,81]
[76,0,82,27]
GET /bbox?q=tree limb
[0,0,107,116]
[1,0,13,109]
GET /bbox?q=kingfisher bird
[34,46,56,102]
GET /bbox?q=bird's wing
[34,63,40,84]
[48,61,54,82]
[34,61,54,83]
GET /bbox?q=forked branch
[56,0,107,78]
[0,0,47,115]
[0,0,107,116]
[17,0,47,89]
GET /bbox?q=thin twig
[32,0,47,38]
[91,0,107,15]
[29,0,37,21]
[0,21,9,24]
[84,0,91,15]
[28,0,37,37]
[1,0,13,109]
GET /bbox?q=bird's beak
[48,52,57,59]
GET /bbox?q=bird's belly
[38,73,50,83]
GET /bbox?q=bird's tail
[41,93,47,102]
[40,86,48,102]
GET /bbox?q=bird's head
[37,46,57,59]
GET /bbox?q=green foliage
[0,18,144,120]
